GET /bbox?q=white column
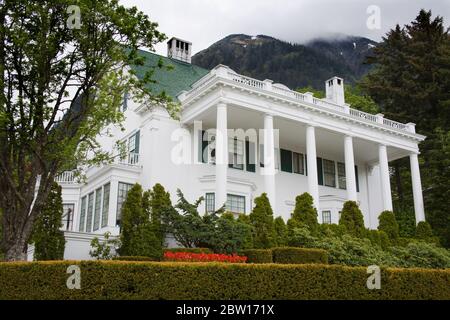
[344,135,357,201]
[378,144,393,211]
[410,153,425,223]
[263,114,276,207]
[215,103,228,210]
[306,126,320,210]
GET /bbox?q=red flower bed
[164,251,247,263]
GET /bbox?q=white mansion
[32,37,427,260]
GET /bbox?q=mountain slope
[192,34,377,90]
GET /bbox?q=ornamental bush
[119,184,162,260]
[272,247,328,264]
[339,201,365,237]
[378,211,399,242]
[30,182,65,261]
[240,249,273,263]
[112,256,157,261]
[291,193,319,233]
[274,217,288,246]
[1,261,449,299]
[249,193,276,249]
[415,221,433,240]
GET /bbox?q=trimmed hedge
[163,248,212,254]
[0,261,449,299]
[112,256,157,261]
[272,247,329,264]
[240,249,273,263]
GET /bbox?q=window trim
[226,193,246,214]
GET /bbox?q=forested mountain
[192,34,377,89]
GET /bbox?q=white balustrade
[181,69,412,133]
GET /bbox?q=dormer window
[337,79,342,85]
[167,37,192,63]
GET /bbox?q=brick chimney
[167,37,192,63]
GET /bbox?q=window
[323,159,336,187]
[128,131,140,154]
[293,152,304,174]
[79,196,86,232]
[322,211,332,224]
[93,187,102,231]
[102,183,110,228]
[259,145,280,170]
[205,193,215,213]
[337,162,346,190]
[280,149,292,173]
[85,192,94,232]
[116,182,133,226]
[62,203,74,231]
[245,140,256,172]
[228,137,244,170]
[355,166,360,192]
[226,194,245,214]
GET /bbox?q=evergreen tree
[119,184,162,259]
[31,182,65,260]
[339,201,365,237]
[249,193,276,249]
[415,221,433,240]
[291,193,318,233]
[149,183,172,247]
[274,217,288,246]
[377,211,400,242]
[362,9,450,247]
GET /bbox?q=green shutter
[317,157,323,186]
[199,130,208,163]
[355,165,360,192]
[246,140,256,172]
[280,149,292,173]
[305,155,308,176]
[134,130,140,153]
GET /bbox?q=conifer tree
[249,193,276,249]
[31,182,65,260]
[290,193,318,233]
[149,183,172,246]
[119,184,161,259]
[378,211,400,242]
[274,217,288,247]
[339,201,365,238]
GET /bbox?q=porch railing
[181,66,416,134]
[55,171,76,184]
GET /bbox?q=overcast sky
[120,0,450,55]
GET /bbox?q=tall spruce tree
[362,9,450,247]
[339,201,365,238]
[31,182,65,260]
[290,193,319,233]
[149,183,172,247]
[119,184,161,259]
[249,193,276,249]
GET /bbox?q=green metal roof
[130,49,210,101]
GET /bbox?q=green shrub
[240,249,273,263]
[415,221,433,240]
[274,217,288,246]
[89,232,120,260]
[163,248,213,254]
[112,256,158,261]
[1,261,448,299]
[30,182,65,260]
[395,209,416,237]
[378,211,399,242]
[365,229,391,250]
[389,242,450,269]
[291,193,318,233]
[249,193,276,249]
[272,247,328,264]
[339,201,365,237]
[119,184,162,260]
